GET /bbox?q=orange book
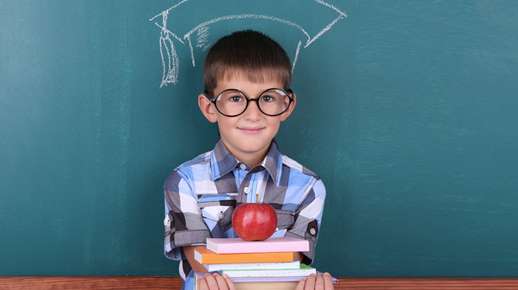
[194,247,298,264]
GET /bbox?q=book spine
[195,251,296,264]
[234,281,298,290]
[208,241,309,254]
[222,268,316,278]
[205,261,301,272]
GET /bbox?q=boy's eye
[261,94,276,102]
[228,95,243,102]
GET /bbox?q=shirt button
[244,187,249,194]
[309,227,317,236]
[239,163,247,170]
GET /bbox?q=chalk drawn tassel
[159,32,179,87]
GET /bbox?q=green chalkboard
[1,0,518,277]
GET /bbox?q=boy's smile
[198,71,296,168]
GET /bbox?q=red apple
[232,202,277,241]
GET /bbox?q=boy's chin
[233,138,272,152]
[236,141,269,152]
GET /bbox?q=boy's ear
[198,94,218,123]
[279,93,297,122]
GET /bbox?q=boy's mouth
[238,127,265,134]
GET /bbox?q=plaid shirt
[163,139,327,283]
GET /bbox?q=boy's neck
[220,139,270,169]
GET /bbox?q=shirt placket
[234,165,266,203]
[234,165,250,203]
[247,174,257,203]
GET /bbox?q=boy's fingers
[295,278,305,290]
[196,274,209,290]
[213,273,229,290]
[304,274,316,290]
[223,274,236,290]
[204,273,219,289]
[315,273,324,290]
[323,272,334,290]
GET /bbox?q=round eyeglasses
[205,88,294,117]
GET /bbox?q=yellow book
[195,272,299,290]
[230,281,298,290]
[194,247,298,264]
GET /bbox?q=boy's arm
[286,178,326,265]
[186,246,238,290]
[163,170,211,262]
[183,245,209,273]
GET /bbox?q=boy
[163,30,334,290]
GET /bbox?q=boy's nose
[242,100,263,119]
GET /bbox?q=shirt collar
[210,139,283,185]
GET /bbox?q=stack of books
[194,236,335,290]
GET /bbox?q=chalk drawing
[195,26,210,50]
[149,0,347,88]
[158,11,180,86]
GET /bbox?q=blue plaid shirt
[163,139,326,289]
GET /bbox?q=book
[194,271,339,290]
[195,273,298,290]
[230,275,338,283]
[231,276,308,283]
[220,264,316,279]
[206,236,309,254]
[194,247,298,264]
[233,281,299,290]
[204,261,301,272]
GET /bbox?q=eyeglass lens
[215,89,291,116]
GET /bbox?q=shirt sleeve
[163,169,211,261]
[285,178,326,266]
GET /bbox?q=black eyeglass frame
[204,88,294,117]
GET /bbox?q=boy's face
[198,71,296,166]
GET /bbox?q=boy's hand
[197,273,235,290]
[296,272,334,290]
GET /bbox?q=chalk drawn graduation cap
[149,0,347,88]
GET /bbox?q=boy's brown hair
[203,30,292,96]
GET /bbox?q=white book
[204,261,301,272]
[221,264,316,278]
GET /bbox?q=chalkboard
[1,0,518,277]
